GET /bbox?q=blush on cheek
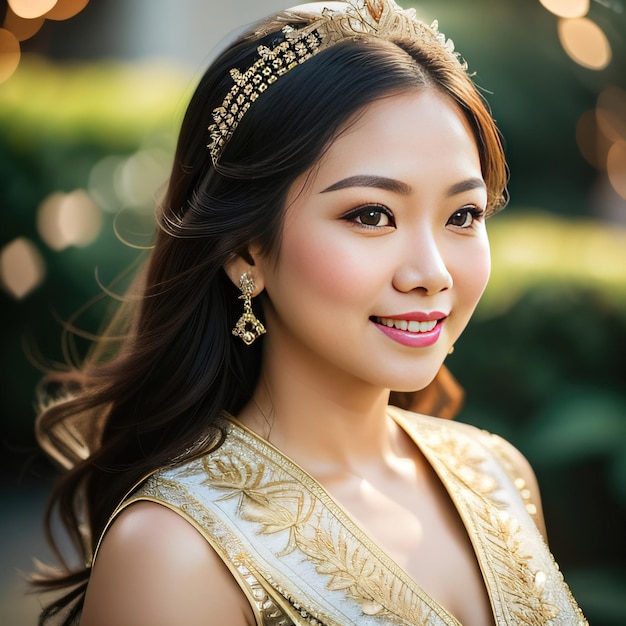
[465,246,491,305]
[285,235,370,301]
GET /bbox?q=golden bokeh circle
[3,8,46,41]
[607,141,626,200]
[558,18,611,71]
[539,0,589,19]
[45,0,90,21]
[7,0,58,20]
[0,238,46,300]
[0,28,21,83]
[576,110,611,170]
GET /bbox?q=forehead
[308,89,482,189]
[281,88,485,220]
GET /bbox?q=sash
[111,408,587,626]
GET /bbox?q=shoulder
[81,501,253,626]
[388,405,548,540]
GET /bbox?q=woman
[33,2,587,625]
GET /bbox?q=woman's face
[255,89,491,393]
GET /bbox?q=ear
[223,247,265,295]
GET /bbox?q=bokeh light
[7,0,57,20]
[0,28,21,83]
[576,109,612,170]
[114,149,171,212]
[3,8,45,41]
[539,0,589,19]
[37,189,103,251]
[607,141,626,200]
[88,155,126,213]
[1,0,90,84]
[45,0,90,21]
[557,17,611,70]
[0,237,46,299]
[577,86,626,203]
[597,87,626,143]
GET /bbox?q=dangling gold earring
[448,345,455,355]
[232,272,266,345]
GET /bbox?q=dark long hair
[32,8,508,624]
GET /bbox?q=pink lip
[372,312,447,348]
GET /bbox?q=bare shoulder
[478,430,548,540]
[80,501,253,626]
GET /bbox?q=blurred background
[1,0,625,623]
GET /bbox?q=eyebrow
[321,175,411,195]
[320,174,487,197]
[447,177,487,196]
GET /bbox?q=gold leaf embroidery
[478,509,559,624]
[419,424,562,624]
[147,415,587,625]
[297,523,429,625]
[201,452,317,556]
[200,444,437,625]
[422,429,499,499]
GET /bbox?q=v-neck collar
[126,408,586,625]
[222,410,463,625]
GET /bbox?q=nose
[392,231,453,295]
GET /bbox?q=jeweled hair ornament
[207,0,464,165]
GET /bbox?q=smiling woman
[236,90,491,397]
[32,2,587,626]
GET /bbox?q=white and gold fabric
[106,408,587,625]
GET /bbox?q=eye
[447,207,485,228]
[344,204,395,229]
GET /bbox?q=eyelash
[342,204,396,230]
[341,204,485,231]
[447,206,486,229]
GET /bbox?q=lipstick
[371,312,446,348]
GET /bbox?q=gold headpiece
[207,0,463,164]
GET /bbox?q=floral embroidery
[406,415,587,626]
[477,508,559,624]
[296,518,432,625]
[178,448,443,624]
[123,411,587,625]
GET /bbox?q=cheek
[454,237,491,305]
[279,227,378,305]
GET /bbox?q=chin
[383,369,442,395]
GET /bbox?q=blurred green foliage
[1,47,625,625]
[0,57,189,478]
[415,0,626,219]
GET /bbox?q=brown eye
[447,207,483,228]
[344,204,395,228]
[359,209,386,226]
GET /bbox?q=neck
[237,344,396,473]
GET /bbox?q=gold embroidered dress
[105,408,587,625]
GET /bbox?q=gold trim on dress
[101,409,587,626]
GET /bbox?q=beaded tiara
[207,0,463,165]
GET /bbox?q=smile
[370,314,446,348]
[375,317,438,333]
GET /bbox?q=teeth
[378,317,438,332]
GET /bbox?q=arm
[80,502,254,626]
